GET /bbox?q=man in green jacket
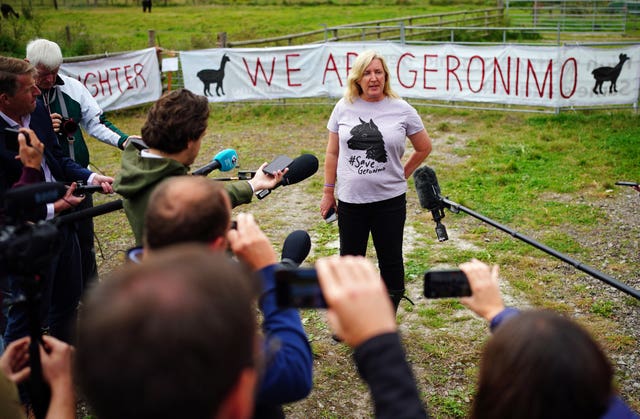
[114,88,284,245]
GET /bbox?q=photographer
[458,259,637,419]
[315,255,428,419]
[141,176,313,418]
[26,38,135,288]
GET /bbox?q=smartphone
[3,127,30,152]
[423,269,472,298]
[275,267,327,308]
[615,181,639,187]
[263,155,293,176]
[324,207,337,223]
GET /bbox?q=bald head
[144,176,232,250]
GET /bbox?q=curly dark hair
[141,88,210,153]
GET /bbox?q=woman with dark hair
[459,259,638,419]
[320,50,432,312]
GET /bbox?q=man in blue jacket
[142,175,313,418]
[0,56,113,347]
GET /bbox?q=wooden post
[65,25,71,43]
[217,32,227,48]
[148,29,156,47]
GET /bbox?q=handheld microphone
[256,153,319,200]
[413,166,448,242]
[280,230,312,268]
[192,149,238,176]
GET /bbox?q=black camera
[275,267,326,308]
[423,269,472,298]
[59,117,79,137]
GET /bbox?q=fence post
[400,22,405,44]
[65,25,72,43]
[217,32,227,48]
[148,30,156,47]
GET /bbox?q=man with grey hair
[26,38,136,287]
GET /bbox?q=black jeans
[337,193,406,291]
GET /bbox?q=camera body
[275,267,326,308]
[423,269,471,298]
[59,117,79,137]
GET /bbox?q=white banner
[60,48,162,111]
[180,42,640,108]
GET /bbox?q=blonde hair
[344,50,399,103]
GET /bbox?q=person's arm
[316,256,427,418]
[403,129,432,180]
[224,163,286,207]
[320,131,339,219]
[40,336,75,419]
[227,213,313,403]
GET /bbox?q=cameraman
[26,38,136,288]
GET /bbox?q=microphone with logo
[192,149,238,176]
[413,166,448,242]
[256,154,319,200]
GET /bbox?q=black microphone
[280,230,312,268]
[256,154,319,200]
[413,166,448,242]
[192,149,238,176]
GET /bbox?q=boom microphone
[256,153,319,200]
[192,149,238,176]
[280,230,312,268]
[413,166,448,242]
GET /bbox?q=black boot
[389,289,406,313]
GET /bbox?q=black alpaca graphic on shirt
[592,53,630,95]
[347,118,387,163]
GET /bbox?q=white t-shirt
[327,96,425,204]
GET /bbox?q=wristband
[324,183,335,188]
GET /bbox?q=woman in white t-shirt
[320,50,432,312]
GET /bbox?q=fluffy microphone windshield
[413,166,443,211]
[281,154,319,186]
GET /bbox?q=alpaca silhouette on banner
[197,54,231,97]
[591,53,630,95]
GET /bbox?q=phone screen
[275,267,326,308]
[423,269,471,298]
[263,155,293,176]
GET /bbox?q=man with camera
[25,38,137,289]
[140,175,313,418]
[0,56,113,350]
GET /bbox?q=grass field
[89,101,640,418]
[2,1,638,417]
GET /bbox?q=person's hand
[40,335,74,390]
[13,128,44,170]
[54,182,84,214]
[319,193,336,219]
[90,174,114,194]
[0,336,31,384]
[316,255,396,347]
[50,112,63,133]
[122,135,142,149]
[248,162,287,192]
[227,213,277,271]
[459,259,504,322]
